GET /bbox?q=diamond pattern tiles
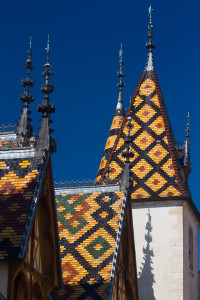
[95,70,187,199]
[52,191,125,299]
[96,111,124,184]
[0,157,42,259]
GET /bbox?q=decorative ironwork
[175,142,185,149]
[37,35,56,153]
[54,180,95,189]
[0,123,16,133]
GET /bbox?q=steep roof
[95,69,187,200]
[97,47,125,182]
[0,151,45,259]
[52,187,127,299]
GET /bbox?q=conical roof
[96,46,125,181]
[95,68,187,199]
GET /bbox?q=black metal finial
[184,112,190,166]
[146,4,155,71]
[17,37,34,141]
[37,35,56,153]
[39,35,54,114]
[116,43,125,116]
[20,36,34,104]
[186,112,190,140]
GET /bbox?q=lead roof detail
[52,190,126,299]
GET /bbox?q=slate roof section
[95,70,187,199]
[52,190,126,299]
[0,156,44,259]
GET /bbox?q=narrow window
[189,226,193,271]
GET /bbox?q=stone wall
[132,202,184,300]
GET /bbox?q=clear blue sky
[0,0,200,259]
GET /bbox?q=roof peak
[146,4,155,71]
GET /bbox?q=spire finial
[17,37,34,143]
[184,112,191,166]
[37,35,56,153]
[116,43,125,115]
[146,4,155,71]
[45,34,50,63]
[29,36,32,57]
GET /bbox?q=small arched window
[189,226,193,271]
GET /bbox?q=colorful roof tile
[52,190,126,299]
[95,70,187,199]
[0,156,43,259]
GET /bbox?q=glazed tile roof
[52,190,126,299]
[98,111,124,180]
[0,156,43,259]
[96,70,187,199]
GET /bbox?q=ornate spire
[37,35,56,153]
[116,43,125,116]
[184,112,190,166]
[146,4,155,71]
[17,37,34,142]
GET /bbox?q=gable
[0,156,43,260]
[25,161,61,290]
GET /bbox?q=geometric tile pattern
[52,191,125,299]
[0,157,41,259]
[96,109,124,184]
[96,70,187,199]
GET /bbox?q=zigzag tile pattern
[95,70,186,199]
[52,191,125,299]
[0,157,41,259]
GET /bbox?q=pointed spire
[17,37,34,142]
[146,4,155,71]
[116,43,125,116]
[37,35,56,153]
[184,112,190,166]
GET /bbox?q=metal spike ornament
[146,4,155,71]
[17,37,34,141]
[116,43,125,116]
[38,35,56,153]
[184,112,191,166]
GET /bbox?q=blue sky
[0,0,200,259]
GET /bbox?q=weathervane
[146,4,155,70]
